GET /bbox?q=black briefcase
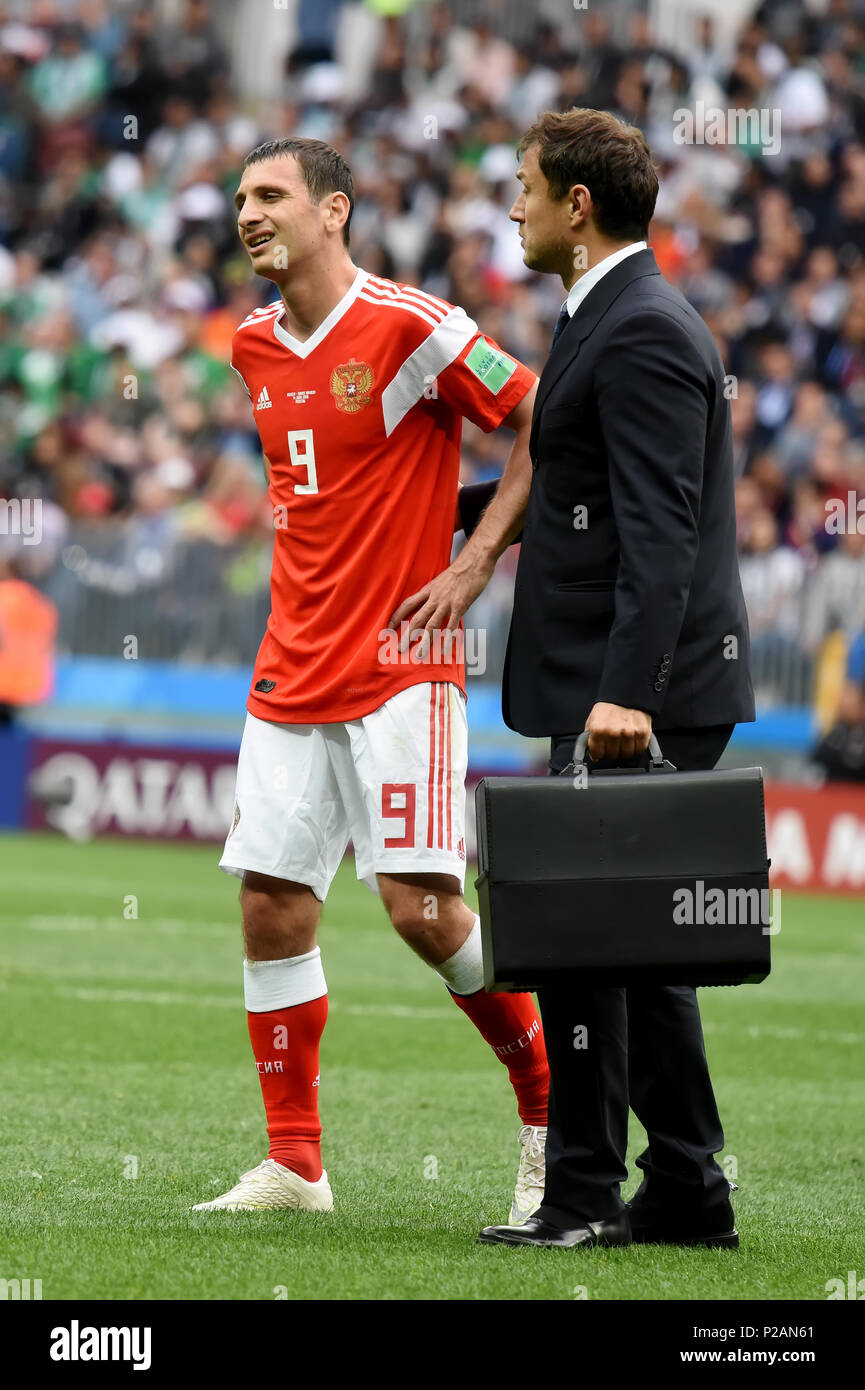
[475,733,772,991]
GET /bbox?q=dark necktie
[549,303,570,354]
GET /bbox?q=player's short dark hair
[242,137,355,247]
[518,108,658,242]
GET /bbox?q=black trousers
[537,724,735,1226]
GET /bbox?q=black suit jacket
[460,248,756,736]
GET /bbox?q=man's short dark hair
[518,108,659,241]
[242,137,355,247]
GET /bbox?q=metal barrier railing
[38,520,827,709]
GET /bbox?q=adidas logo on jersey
[457,837,466,861]
[255,385,273,410]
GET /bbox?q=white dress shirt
[563,240,648,318]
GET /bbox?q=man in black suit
[390,108,755,1249]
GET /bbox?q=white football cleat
[509,1124,547,1225]
[192,1159,333,1212]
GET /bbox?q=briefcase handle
[566,730,677,774]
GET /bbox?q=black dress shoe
[478,1212,632,1248]
[626,1194,739,1249]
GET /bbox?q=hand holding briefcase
[475,733,772,991]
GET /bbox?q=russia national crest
[330,358,374,412]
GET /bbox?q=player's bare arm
[388,380,537,645]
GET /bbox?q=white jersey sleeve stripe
[366,272,452,312]
[361,284,447,322]
[380,305,478,438]
[238,303,283,331]
[358,291,442,330]
[364,276,451,321]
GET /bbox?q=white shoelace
[518,1126,546,1184]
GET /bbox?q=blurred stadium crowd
[1,0,865,771]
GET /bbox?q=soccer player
[192,138,548,1221]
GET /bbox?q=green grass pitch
[0,831,862,1301]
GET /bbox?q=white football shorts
[219,680,468,899]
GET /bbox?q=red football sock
[246,995,328,1181]
[450,989,549,1126]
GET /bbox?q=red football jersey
[232,268,535,723]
